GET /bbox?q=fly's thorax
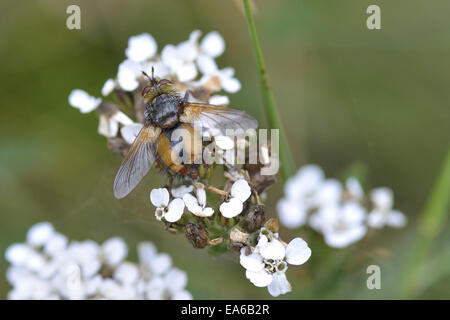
[146,93,182,128]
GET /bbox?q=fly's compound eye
[158,79,172,85]
[141,86,151,96]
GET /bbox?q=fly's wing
[113,125,161,199]
[179,102,258,137]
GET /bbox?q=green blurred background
[0,0,449,299]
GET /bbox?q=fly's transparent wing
[180,102,258,136]
[113,125,161,199]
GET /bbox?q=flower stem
[398,147,450,298]
[242,0,295,181]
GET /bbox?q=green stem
[398,147,450,298]
[242,0,295,181]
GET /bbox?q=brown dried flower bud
[97,102,118,117]
[229,227,250,251]
[264,218,279,233]
[185,223,209,249]
[240,205,265,233]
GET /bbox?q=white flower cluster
[277,164,407,248]
[240,228,311,297]
[5,222,192,300]
[150,179,252,223]
[68,31,240,144]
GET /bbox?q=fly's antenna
[142,71,152,82]
[151,66,155,79]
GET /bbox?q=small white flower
[219,179,251,218]
[183,187,214,217]
[121,123,144,144]
[368,187,406,229]
[68,89,102,113]
[240,233,311,297]
[311,202,367,248]
[5,224,193,300]
[101,79,115,96]
[150,188,185,223]
[125,33,157,62]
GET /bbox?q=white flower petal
[98,114,119,138]
[164,268,188,293]
[44,233,68,256]
[102,237,128,266]
[111,111,133,126]
[371,187,393,211]
[161,44,183,70]
[176,62,198,82]
[177,40,199,63]
[240,248,264,272]
[221,75,241,93]
[182,194,203,215]
[68,89,101,113]
[346,177,364,199]
[267,273,291,297]
[387,210,407,228]
[27,222,55,247]
[195,188,207,207]
[314,179,343,206]
[196,53,218,75]
[150,253,172,274]
[324,225,367,248]
[245,269,273,288]
[121,123,144,144]
[258,239,286,260]
[165,198,185,222]
[215,135,234,150]
[114,262,139,285]
[277,198,307,229]
[101,79,115,96]
[230,179,251,203]
[5,244,32,266]
[125,33,157,62]
[137,241,157,266]
[150,188,170,208]
[367,209,384,228]
[200,31,225,58]
[285,164,324,199]
[285,238,311,265]
[200,207,214,217]
[220,197,243,218]
[171,185,194,198]
[209,95,230,106]
[172,289,193,300]
[342,201,367,224]
[117,59,141,91]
